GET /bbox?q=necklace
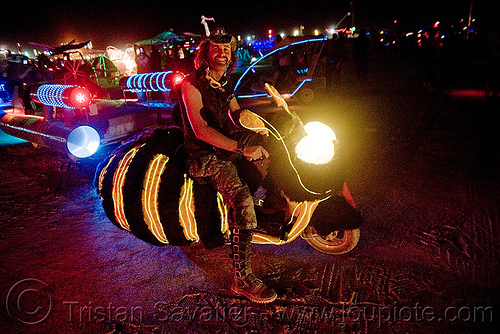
[205,68,228,92]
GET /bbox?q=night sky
[1,0,492,50]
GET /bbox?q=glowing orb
[295,122,336,164]
[303,121,337,141]
[69,88,92,108]
[67,125,100,158]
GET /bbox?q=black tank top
[180,68,236,157]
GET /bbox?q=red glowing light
[172,74,185,86]
[75,93,86,103]
[434,21,440,28]
[69,87,91,109]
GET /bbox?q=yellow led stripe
[217,192,229,235]
[252,232,281,244]
[178,175,199,242]
[252,200,319,245]
[177,176,228,241]
[97,154,115,194]
[112,145,142,231]
[142,154,169,243]
[175,175,319,245]
[286,200,319,241]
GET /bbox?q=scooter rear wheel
[301,226,360,255]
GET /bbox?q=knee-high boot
[230,228,277,303]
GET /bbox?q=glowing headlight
[295,122,336,164]
[67,125,100,158]
[303,121,337,141]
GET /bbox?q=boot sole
[231,286,277,304]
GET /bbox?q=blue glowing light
[237,93,268,99]
[67,125,100,158]
[237,78,312,99]
[36,84,74,109]
[234,37,327,91]
[126,71,173,92]
[31,84,91,109]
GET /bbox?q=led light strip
[126,71,173,92]
[252,199,322,244]
[112,145,143,231]
[217,192,229,234]
[0,121,66,143]
[234,37,326,90]
[178,175,199,242]
[237,78,312,99]
[177,175,231,242]
[286,200,320,240]
[142,154,169,243]
[36,84,74,108]
[97,154,116,194]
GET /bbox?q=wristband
[235,141,245,157]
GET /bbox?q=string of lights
[30,84,91,109]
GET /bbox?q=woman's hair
[194,39,239,74]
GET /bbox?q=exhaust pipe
[0,113,100,158]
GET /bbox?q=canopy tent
[91,55,120,78]
[134,30,202,45]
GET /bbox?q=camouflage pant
[188,154,257,230]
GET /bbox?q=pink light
[69,87,92,109]
[172,74,185,86]
[446,89,485,98]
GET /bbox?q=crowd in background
[2,22,499,103]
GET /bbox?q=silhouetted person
[326,32,348,87]
[150,46,162,72]
[135,48,151,101]
[136,48,151,74]
[485,31,500,99]
[353,30,369,82]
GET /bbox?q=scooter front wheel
[301,226,360,255]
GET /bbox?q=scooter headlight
[295,121,336,165]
